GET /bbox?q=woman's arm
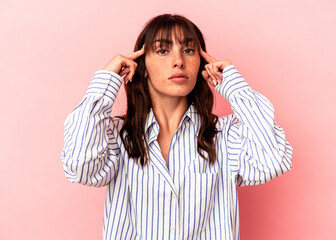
[201,50,293,186]
[61,48,144,187]
[218,66,292,186]
[62,71,122,187]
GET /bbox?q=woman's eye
[156,49,168,55]
[184,48,195,54]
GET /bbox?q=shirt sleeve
[215,65,293,186]
[61,70,123,187]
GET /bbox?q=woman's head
[121,14,218,166]
[127,14,209,105]
[144,19,204,102]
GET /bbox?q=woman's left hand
[200,49,232,86]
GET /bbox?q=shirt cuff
[85,70,123,100]
[215,65,250,100]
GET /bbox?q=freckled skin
[145,37,201,101]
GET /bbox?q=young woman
[62,14,293,240]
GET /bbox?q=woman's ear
[145,69,148,78]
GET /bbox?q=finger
[202,70,216,87]
[119,61,137,76]
[201,70,209,80]
[200,49,217,63]
[207,62,222,83]
[126,62,137,82]
[205,64,218,85]
[120,63,138,83]
[119,67,130,78]
[124,72,131,84]
[211,63,223,82]
[119,57,138,80]
[126,45,145,60]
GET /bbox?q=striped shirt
[62,65,293,240]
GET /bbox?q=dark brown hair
[120,14,218,166]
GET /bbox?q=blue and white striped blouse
[62,65,293,240]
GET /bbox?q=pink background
[1,0,335,239]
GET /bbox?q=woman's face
[145,32,201,102]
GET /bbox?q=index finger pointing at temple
[200,49,217,63]
[126,45,145,60]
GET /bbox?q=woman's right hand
[103,46,145,84]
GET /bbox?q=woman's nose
[172,51,184,69]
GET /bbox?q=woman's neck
[151,96,188,134]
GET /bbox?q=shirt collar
[145,104,202,142]
[183,104,201,135]
[182,104,224,134]
[144,109,159,143]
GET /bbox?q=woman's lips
[168,73,189,82]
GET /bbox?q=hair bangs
[142,15,201,52]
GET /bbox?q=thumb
[202,70,216,86]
